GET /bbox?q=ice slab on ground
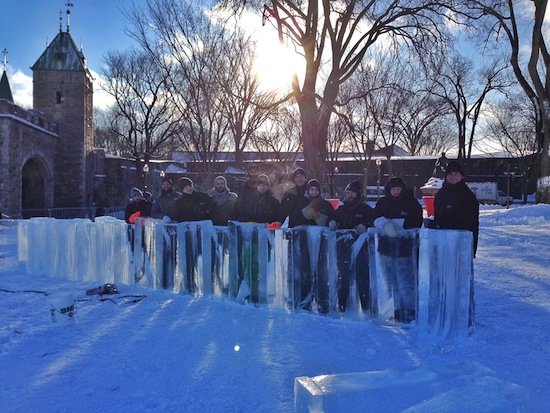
[294,361,528,413]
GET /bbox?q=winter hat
[385,176,405,190]
[130,187,143,198]
[307,179,321,191]
[161,177,173,185]
[446,160,464,176]
[247,164,260,175]
[257,174,270,186]
[293,168,306,181]
[214,175,227,185]
[178,177,194,190]
[345,180,362,194]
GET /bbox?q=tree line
[94,0,545,201]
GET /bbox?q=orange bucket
[422,196,435,217]
[328,199,341,210]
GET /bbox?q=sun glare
[253,41,300,92]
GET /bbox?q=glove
[373,216,388,229]
[162,215,172,224]
[383,222,399,237]
[309,197,325,210]
[129,211,141,224]
[328,220,338,231]
[302,206,321,221]
[355,224,366,234]
[267,222,281,229]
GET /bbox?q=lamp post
[376,158,382,201]
[143,163,150,191]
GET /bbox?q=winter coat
[279,184,307,223]
[235,190,281,224]
[374,187,423,257]
[124,200,152,224]
[175,191,216,223]
[428,179,480,256]
[331,196,374,230]
[290,195,335,228]
[210,188,238,226]
[151,189,181,220]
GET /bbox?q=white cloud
[90,69,115,110]
[9,68,33,109]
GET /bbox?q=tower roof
[0,70,14,102]
[31,31,90,74]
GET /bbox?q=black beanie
[307,179,321,191]
[161,177,173,185]
[446,160,464,176]
[178,177,194,189]
[384,177,405,192]
[130,187,143,198]
[345,180,362,194]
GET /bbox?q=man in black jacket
[175,178,216,223]
[374,177,423,323]
[279,168,308,225]
[328,180,374,312]
[428,161,480,256]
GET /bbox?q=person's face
[133,194,143,203]
[182,185,193,194]
[308,186,320,198]
[344,190,357,203]
[389,186,402,198]
[214,179,227,193]
[294,174,307,187]
[446,172,463,185]
[161,182,172,194]
[248,168,259,182]
[257,182,269,194]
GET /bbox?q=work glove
[328,220,338,231]
[302,206,321,221]
[383,222,399,237]
[129,211,141,224]
[162,215,172,224]
[355,224,366,234]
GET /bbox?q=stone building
[0,22,93,214]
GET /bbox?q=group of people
[123,160,479,319]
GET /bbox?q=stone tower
[31,16,94,208]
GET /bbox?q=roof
[31,31,90,73]
[0,70,13,102]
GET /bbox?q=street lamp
[160,170,165,179]
[376,158,382,200]
[143,163,150,190]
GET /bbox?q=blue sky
[1,0,139,108]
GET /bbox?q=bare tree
[219,0,462,185]
[101,48,183,185]
[426,53,511,159]
[483,91,538,202]
[464,0,550,202]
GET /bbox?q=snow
[1,203,550,413]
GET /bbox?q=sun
[253,40,301,92]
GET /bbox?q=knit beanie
[130,187,143,198]
[307,179,321,191]
[257,174,270,186]
[161,177,173,185]
[446,160,464,176]
[178,177,194,190]
[214,176,227,185]
[293,168,306,182]
[385,177,405,191]
[345,180,362,194]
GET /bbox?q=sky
[1,0,142,108]
[1,202,550,412]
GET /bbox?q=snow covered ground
[1,203,549,412]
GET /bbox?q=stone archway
[22,158,46,210]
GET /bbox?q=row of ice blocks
[294,362,528,412]
[18,219,475,347]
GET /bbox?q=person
[124,187,152,224]
[174,177,216,223]
[210,176,238,226]
[151,177,181,223]
[427,160,480,256]
[432,152,449,178]
[235,174,280,224]
[328,180,375,312]
[234,174,280,304]
[279,168,308,225]
[290,179,335,313]
[234,164,260,215]
[373,177,423,323]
